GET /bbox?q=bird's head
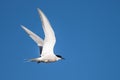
[56,55,65,60]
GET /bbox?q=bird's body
[28,54,61,63]
[21,8,64,63]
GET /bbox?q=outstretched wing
[37,8,56,56]
[21,25,44,47]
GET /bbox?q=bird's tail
[24,58,39,62]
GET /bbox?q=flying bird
[21,8,64,63]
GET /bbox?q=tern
[21,8,64,63]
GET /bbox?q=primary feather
[21,25,44,46]
[37,8,56,56]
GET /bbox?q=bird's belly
[43,58,56,63]
[41,54,57,63]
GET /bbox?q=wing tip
[37,8,41,12]
[21,25,26,29]
[21,25,29,32]
[37,8,40,11]
[37,8,43,16]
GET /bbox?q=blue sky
[0,0,120,80]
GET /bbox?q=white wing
[21,25,44,46]
[37,8,56,56]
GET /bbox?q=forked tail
[24,58,39,63]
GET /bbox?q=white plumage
[21,8,64,63]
